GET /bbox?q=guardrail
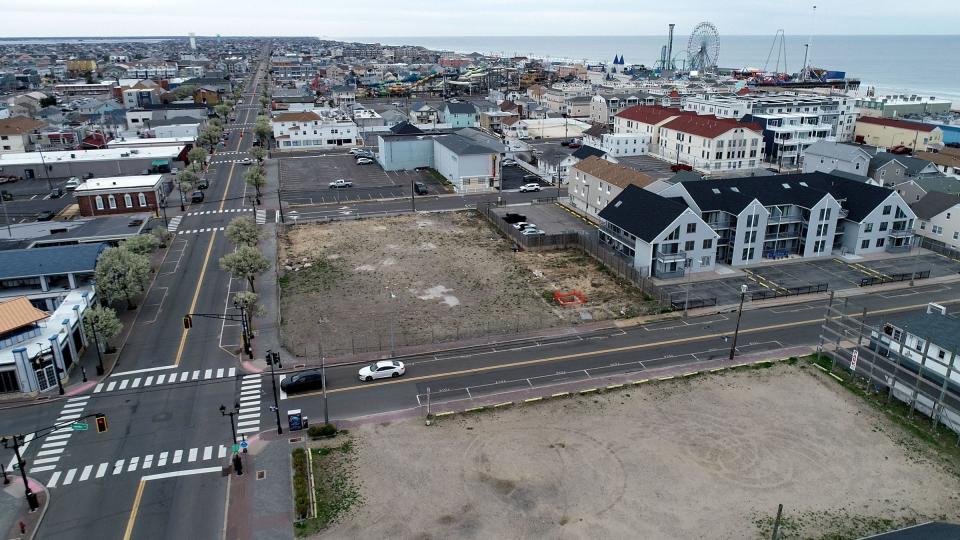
[858,270,930,287]
[750,282,829,301]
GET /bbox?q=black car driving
[280,369,324,394]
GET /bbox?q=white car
[519,183,541,192]
[239,157,254,165]
[358,360,406,381]
[64,177,82,190]
[501,159,517,167]
[356,157,375,165]
[329,179,353,188]
[512,221,536,230]
[520,227,546,236]
[348,148,365,155]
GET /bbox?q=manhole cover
[257,470,266,480]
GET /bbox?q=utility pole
[35,143,54,191]
[90,320,105,375]
[321,355,329,425]
[266,350,283,434]
[410,178,416,212]
[729,284,748,360]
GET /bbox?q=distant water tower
[189,32,196,50]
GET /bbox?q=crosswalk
[186,209,253,217]
[167,215,183,233]
[211,159,253,165]
[178,226,225,235]
[237,374,262,436]
[95,367,237,395]
[256,209,267,225]
[44,443,233,489]
[30,396,90,473]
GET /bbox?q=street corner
[1,476,49,540]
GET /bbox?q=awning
[151,159,170,167]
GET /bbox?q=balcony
[766,211,805,224]
[707,219,733,229]
[655,249,686,262]
[888,229,913,239]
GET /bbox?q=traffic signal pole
[266,350,283,434]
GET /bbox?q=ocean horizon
[347,34,960,104]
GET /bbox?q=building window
[685,240,695,251]
[138,193,147,207]
[876,238,885,248]
[700,255,711,267]
[703,238,713,249]
[882,205,891,215]
[864,222,873,233]
[108,195,117,209]
[861,239,869,249]
[879,222,888,232]
[95,196,104,210]
[123,194,133,208]
[686,223,696,234]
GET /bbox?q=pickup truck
[328,179,353,189]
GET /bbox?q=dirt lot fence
[480,203,673,306]
[818,293,960,442]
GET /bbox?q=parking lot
[658,252,960,307]
[0,177,79,224]
[491,202,595,235]
[499,165,551,191]
[278,154,444,204]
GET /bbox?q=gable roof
[0,243,107,280]
[912,175,960,196]
[389,121,423,135]
[572,156,653,189]
[871,152,938,177]
[572,145,606,160]
[614,105,683,125]
[857,116,937,132]
[0,297,49,336]
[598,185,690,242]
[444,101,477,115]
[910,191,960,220]
[661,114,762,138]
[804,140,873,162]
[583,123,610,137]
[433,130,502,156]
[0,116,46,135]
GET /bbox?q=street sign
[240,441,248,449]
[71,422,89,431]
[231,443,240,453]
[850,349,859,371]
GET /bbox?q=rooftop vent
[711,188,721,194]
[782,183,791,189]
[729,187,740,193]
[613,200,623,208]
[799,181,809,187]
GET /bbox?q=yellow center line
[122,479,146,540]
[286,296,960,400]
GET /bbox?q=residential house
[855,116,943,151]
[568,156,655,218]
[331,86,356,107]
[441,102,479,128]
[271,111,358,151]
[870,152,941,187]
[0,117,46,154]
[73,175,166,217]
[410,102,440,125]
[891,175,960,204]
[655,114,764,173]
[597,185,718,277]
[565,95,593,118]
[590,93,657,126]
[802,140,872,177]
[911,192,960,250]
[917,148,960,178]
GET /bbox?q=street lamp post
[234,299,252,359]
[321,354,329,425]
[90,321,105,376]
[266,350,283,434]
[729,284,749,360]
[219,403,240,444]
[1,436,39,511]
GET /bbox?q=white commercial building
[272,111,359,151]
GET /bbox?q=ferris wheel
[687,22,720,72]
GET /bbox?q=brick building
[73,175,165,217]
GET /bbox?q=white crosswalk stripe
[30,397,90,472]
[185,208,252,216]
[97,367,242,394]
[167,215,183,233]
[177,226,226,235]
[42,444,232,488]
[256,209,267,225]
[236,374,263,435]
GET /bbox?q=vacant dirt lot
[280,212,654,356]
[320,365,960,539]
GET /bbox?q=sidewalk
[224,435,293,540]
[0,476,48,540]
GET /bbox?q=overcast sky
[3,0,959,37]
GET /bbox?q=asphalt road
[0,53,273,540]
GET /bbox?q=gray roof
[913,175,960,195]
[667,170,705,183]
[804,140,872,162]
[148,116,203,127]
[434,133,501,155]
[0,243,107,279]
[910,191,960,220]
[859,521,960,540]
[885,312,960,352]
[871,152,939,177]
[572,145,606,160]
[598,185,689,242]
[827,169,869,182]
[444,101,477,115]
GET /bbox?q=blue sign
[240,440,248,449]
[288,409,303,432]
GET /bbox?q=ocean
[355,35,960,104]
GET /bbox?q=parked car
[358,360,406,382]
[501,159,517,167]
[64,177,82,190]
[523,174,539,181]
[520,227,546,236]
[502,212,527,224]
[329,179,353,188]
[519,183,541,193]
[0,175,19,185]
[280,369,324,394]
[49,187,64,199]
[512,221,536,230]
[191,191,205,203]
[413,181,428,195]
[197,179,210,190]
[356,157,375,165]
[35,210,55,221]
[348,148,366,155]
[670,163,693,172]
[238,157,254,165]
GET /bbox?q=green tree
[198,125,223,151]
[220,245,270,293]
[82,305,123,352]
[243,164,266,198]
[249,146,267,163]
[214,103,231,120]
[40,96,57,108]
[122,234,160,256]
[253,121,271,149]
[95,246,152,309]
[176,167,198,194]
[169,84,198,101]
[226,216,260,247]
[233,290,265,332]
[187,146,208,167]
[152,226,172,247]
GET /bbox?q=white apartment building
[747,113,833,168]
[912,192,960,250]
[590,93,657,125]
[656,115,764,173]
[272,111,359,151]
[542,82,593,113]
[127,63,179,80]
[568,156,655,218]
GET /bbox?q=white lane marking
[238,407,259,414]
[216,368,224,378]
[119,380,129,390]
[45,433,71,441]
[37,448,65,457]
[238,413,259,421]
[96,463,108,478]
[237,426,259,434]
[203,446,212,460]
[237,420,259,427]
[242,374,259,380]
[180,372,190,383]
[141,466,222,482]
[228,367,236,377]
[173,450,183,464]
[47,471,62,488]
[67,396,89,403]
[42,440,69,448]
[127,456,140,472]
[204,369,213,379]
[63,468,77,485]
[188,448,198,462]
[142,454,153,469]
[79,465,93,482]
[132,377,142,388]
[93,383,104,393]
[56,413,81,422]
[32,457,61,465]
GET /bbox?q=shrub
[308,423,337,438]
[292,448,310,519]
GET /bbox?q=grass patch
[293,439,362,537]
[280,258,342,294]
[753,508,920,540]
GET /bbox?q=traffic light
[183,315,193,329]
[95,414,108,433]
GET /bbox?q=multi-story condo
[856,94,953,119]
[746,113,833,168]
[912,192,960,250]
[568,156,655,218]
[656,114,764,172]
[589,92,657,125]
[271,111,358,151]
